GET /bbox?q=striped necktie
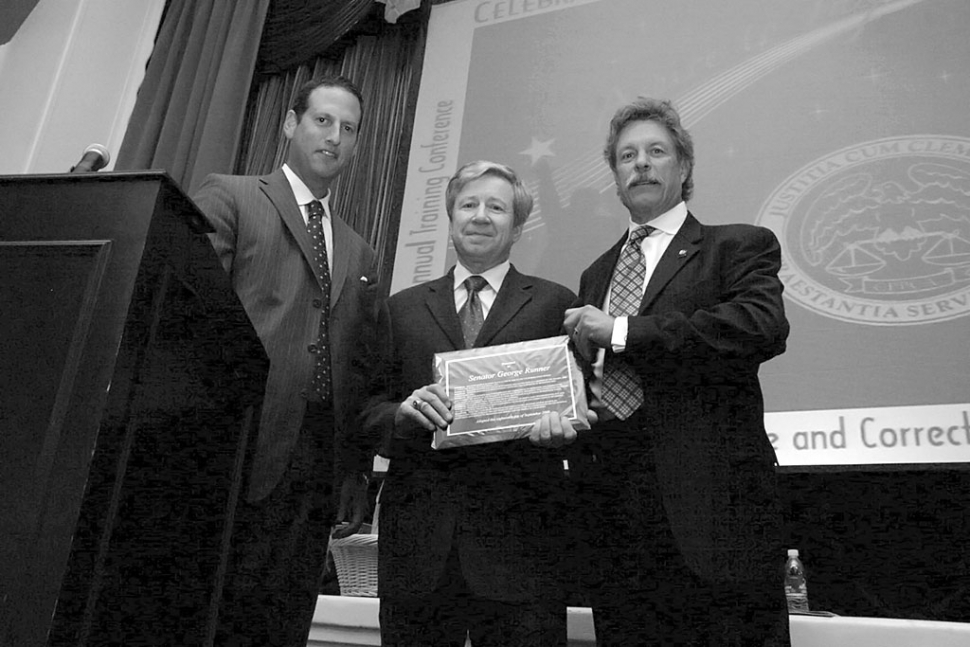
[458,275,488,349]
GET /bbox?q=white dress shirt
[452,260,510,318]
[590,201,688,406]
[283,163,334,273]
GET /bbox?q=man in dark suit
[193,76,381,647]
[563,98,791,646]
[363,160,577,647]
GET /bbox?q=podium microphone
[70,143,111,173]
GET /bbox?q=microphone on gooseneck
[70,143,111,173]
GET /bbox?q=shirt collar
[453,260,510,294]
[628,201,687,237]
[282,164,331,217]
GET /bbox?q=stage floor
[309,595,970,647]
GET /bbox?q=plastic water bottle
[784,548,810,612]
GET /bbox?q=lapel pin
[360,276,369,283]
[678,249,687,258]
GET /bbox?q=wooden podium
[0,172,269,646]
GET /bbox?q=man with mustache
[364,160,576,647]
[564,98,791,646]
[193,76,382,647]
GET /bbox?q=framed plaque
[432,335,589,449]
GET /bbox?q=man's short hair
[445,160,534,228]
[290,75,364,125]
[603,98,694,202]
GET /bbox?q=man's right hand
[564,305,615,362]
[394,383,453,434]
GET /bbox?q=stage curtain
[255,0,375,75]
[237,9,429,291]
[0,0,40,45]
[114,0,271,195]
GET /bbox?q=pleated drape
[114,0,271,195]
[255,0,375,75]
[117,0,431,287]
[238,10,429,292]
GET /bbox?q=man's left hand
[528,411,579,448]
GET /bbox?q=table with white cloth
[307,595,970,647]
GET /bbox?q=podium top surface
[0,169,178,185]
[0,170,212,237]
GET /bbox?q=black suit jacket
[194,169,382,501]
[573,212,790,586]
[363,266,575,602]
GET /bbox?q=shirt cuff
[611,316,628,353]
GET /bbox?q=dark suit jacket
[194,169,381,501]
[363,266,575,602]
[572,212,790,587]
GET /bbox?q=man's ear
[283,110,298,140]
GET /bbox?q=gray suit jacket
[194,169,381,501]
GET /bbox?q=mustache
[627,174,659,188]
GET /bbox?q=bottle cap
[787,548,799,557]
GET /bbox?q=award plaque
[431,335,589,449]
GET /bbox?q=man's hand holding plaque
[396,383,583,448]
[428,335,589,449]
[395,383,454,434]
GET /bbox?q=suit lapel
[330,216,356,308]
[424,271,465,350]
[259,170,322,287]
[422,267,535,350]
[475,266,532,347]
[639,212,702,312]
[586,235,626,308]
[260,169,358,307]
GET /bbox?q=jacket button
[308,344,318,353]
[299,389,309,399]
[312,299,323,308]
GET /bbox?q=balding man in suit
[194,75,381,647]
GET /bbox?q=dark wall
[781,467,970,621]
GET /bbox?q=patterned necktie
[458,275,488,349]
[601,225,654,420]
[306,200,333,403]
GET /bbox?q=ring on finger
[411,398,423,409]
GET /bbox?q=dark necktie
[601,225,654,420]
[458,275,488,349]
[306,200,332,403]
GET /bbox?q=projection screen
[390,0,970,468]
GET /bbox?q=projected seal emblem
[757,136,970,325]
